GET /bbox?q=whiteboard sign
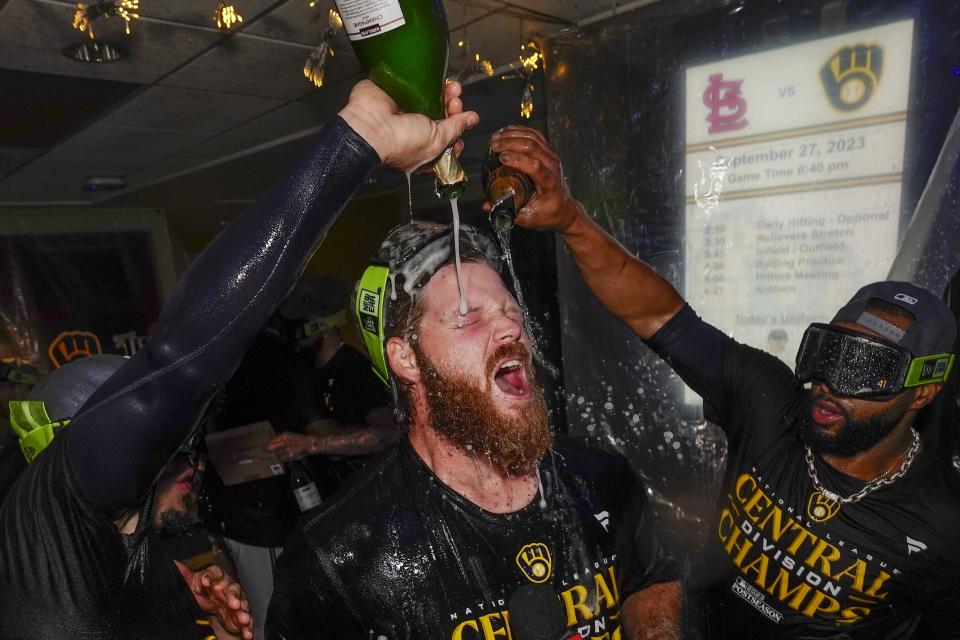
[683,20,913,401]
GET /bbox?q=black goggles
[795,323,955,399]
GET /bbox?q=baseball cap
[279,275,347,324]
[832,281,957,357]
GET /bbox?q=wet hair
[383,246,492,426]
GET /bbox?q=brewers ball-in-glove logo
[807,490,842,523]
[515,543,552,584]
[48,330,102,368]
[820,44,883,112]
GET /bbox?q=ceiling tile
[0,68,142,148]
[97,85,285,133]
[160,37,318,100]
[245,0,339,46]
[0,0,222,84]
[38,124,210,170]
[0,146,42,174]
[139,0,279,28]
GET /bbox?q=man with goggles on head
[492,123,960,639]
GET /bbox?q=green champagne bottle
[335,0,465,199]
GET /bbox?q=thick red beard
[417,343,551,474]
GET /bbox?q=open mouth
[174,468,195,495]
[493,358,531,398]
[811,398,844,427]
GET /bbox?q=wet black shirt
[201,334,325,546]
[311,344,388,426]
[0,436,205,639]
[308,343,389,498]
[648,305,960,639]
[201,340,389,545]
[266,438,677,640]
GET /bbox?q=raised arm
[486,126,684,340]
[67,81,478,514]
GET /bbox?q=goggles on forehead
[354,263,391,387]
[7,400,70,463]
[795,323,955,399]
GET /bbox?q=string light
[451,35,493,82]
[518,38,544,119]
[304,9,342,87]
[213,3,244,30]
[72,0,140,39]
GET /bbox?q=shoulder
[298,442,407,542]
[548,439,637,488]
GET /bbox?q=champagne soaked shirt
[647,305,960,639]
[266,438,677,640]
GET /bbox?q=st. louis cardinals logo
[703,73,748,134]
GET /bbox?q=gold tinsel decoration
[214,3,244,30]
[73,0,140,39]
[304,9,343,87]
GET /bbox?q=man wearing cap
[266,274,396,467]
[0,80,478,638]
[489,125,960,638]
[200,275,394,639]
[267,221,681,640]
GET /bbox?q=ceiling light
[62,41,127,62]
[82,176,126,192]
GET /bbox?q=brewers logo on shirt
[515,543,552,583]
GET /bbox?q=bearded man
[266,222,681,640]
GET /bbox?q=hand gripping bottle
[335,0,465,199]
[483,144,533,232]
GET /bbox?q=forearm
[67,117,380,512]
[621,581,681,640]
[559,203,684,340]
[303,420,400,456]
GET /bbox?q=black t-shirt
[266,438,677,640]
[311,343,388,425]
[201,334,323,546]
[0,416,27,505]
[308,343,390,497]
[0,436,205,639]
[202,339,388,545]
[648,305,960,639]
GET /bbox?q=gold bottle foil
[433,147,466,199]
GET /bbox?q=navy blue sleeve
[66,117,380,514]
[645,304,727,405]
[646,304,799,433]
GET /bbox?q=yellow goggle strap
[8,400,70,463]
[355,264,391,387]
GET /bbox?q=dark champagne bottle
[289,459,322,513]
[483,145,533,232]
[334,0,465,199]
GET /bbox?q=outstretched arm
[486,126,685,340]
[67,81,478,514]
